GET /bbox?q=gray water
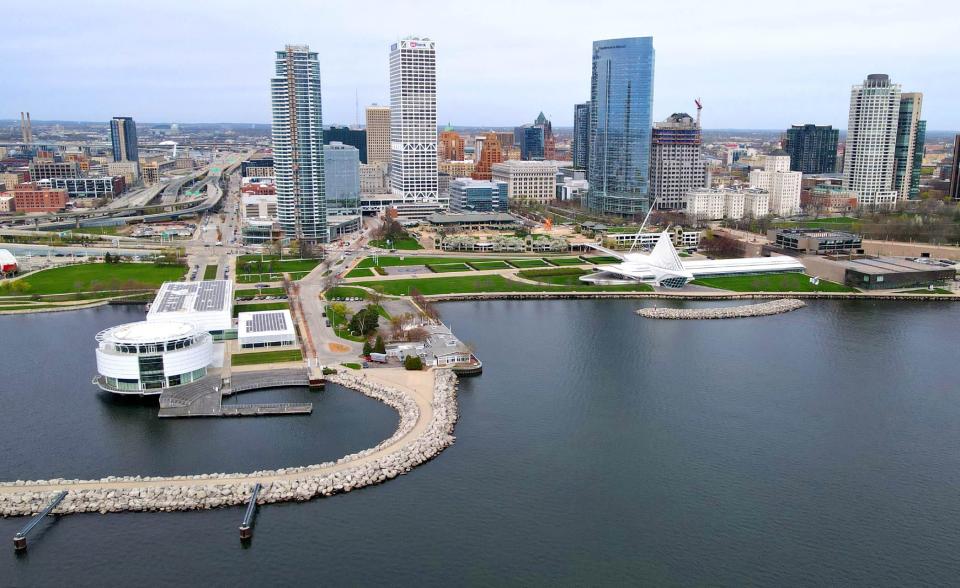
[2,300,959,586]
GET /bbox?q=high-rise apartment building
[749,152,802,216]
[783,124,838,174]
[573,102,590,170]
[650,112,706,210]
[270,44,327,243]
[438,127,465,162]
[365,105,391,166]
[950,135,960,201]
[472,132,504,180]
[843,74,900,207]
[587,37,655,215]
[893,92,925,199]
[389,37,438,201]
[110,117,139,164]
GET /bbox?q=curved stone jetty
[0,368,458,517]
[636,299,806,319]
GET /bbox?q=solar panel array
[245,311,289,333]
[152,281,228,314]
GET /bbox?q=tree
[348,305,380,336]
[362,340,373,355]
[404,355,423,370]
[410,287,439,321]
[373,335,386,354]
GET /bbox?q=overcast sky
[3,0,957,130]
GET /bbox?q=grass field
[232,301,290,317]
[691,273,857,293]
[324,304,367,342]
[342,362,363,370]
[428,263,473,273]
[0,263,184,296]
[353,274,653,296]
[544,257,587,266]
[369,237,423,250]
[324,286,369,300]
[898,288,953,295]
[237,258,320,275]
[355,256,491,268]
[203,265,218,280]
[345,267,375,278]
[235,273,283,284]
[467,260,512,270]
[235,287,286,298]
[506,259,550,268]
[231,349,303,366]
[582,255,621,264]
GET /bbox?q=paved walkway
[0,369,435,494]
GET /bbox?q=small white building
[682,187,770,221]
[147,280,233,334]
[748,152,802,216]
[237,310,297,349]
[491,160,558,205]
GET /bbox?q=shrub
[362,340,373,355]
[321,367,337,375]
[404,355,423,371]
[373,335,386,354]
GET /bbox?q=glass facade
[573,102,591,170]
[449,179,506,212]
[323,143,361,214]
[323,126,367,163]
[521,126,544,161]
[784,124,838,174]
[587,37,655,216]
[110,117,139,163]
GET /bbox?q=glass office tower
[573,102,591,170]
[110,117,139,163]
[587,37,655,216]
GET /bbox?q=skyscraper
[843,74,900,208]
[365,105,391,166]
[894,92,925,199]
[271,44,327,243]
[587,37,655,216]
[521,126,544,160]
[573,102,590,170]
[389,37,438,201]
[650,112,706,210]
[472,131,504,180]
[323,142,360,215]
[438,126,465,162]
[783,124,838,174]
[950,135,960,201]
[323,126,367,163]
[535,112,556,160]
[110,117,139,164]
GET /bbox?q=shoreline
[415,290,958,302]
[0,368,458,518]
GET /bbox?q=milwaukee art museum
[580,232,804,288]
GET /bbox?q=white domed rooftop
[97,320,200,344]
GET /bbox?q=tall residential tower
[783,124,838,174]
[365,105,391,166]
[389,37,438,203]
[843,74,900,208]
[271,44,327,243]
[587,37,655,216]
[650,112,706,210]
[893,92,925,200]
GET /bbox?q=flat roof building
[425,212,521,229]
[769,228,863,255]
[147,280,233,333]
[237,310,297,349]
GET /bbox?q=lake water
[2,300,959,586]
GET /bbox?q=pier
[157,368,316,418]
[239,483,262,541]
[13,491,68,551]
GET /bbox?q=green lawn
[203,265,218,280]
[428,263,473,273]
[355,256,491,268]
[235,273,284,284]
[235,287,286,298]
[468,261,512,270]
[324,286,369,300]
[0,263,185,296]
[342,362,363,370]
[898,288,953,295]
[324,304,367,342]
[232,301,290,317]
[345,267,375,278]
[353,274,653,296]
[582,255,621,264]
[544,257,587,266]
[237,258,320,275]
[506,259,550,268]
[369,237,423,250]
[691,273,857,293]
[231,349,303,366]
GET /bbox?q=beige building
[360,162,390,194]
[0,194,15,212]
[365,105,391,166]
[491,160,557,205]
[749,152,802,216]
[107,161,140,185]
[438,160,475,178]
[0,173,21,191]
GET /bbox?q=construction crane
[695,98,703,127]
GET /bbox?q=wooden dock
[220,403,312,417]
[157,368,315,418]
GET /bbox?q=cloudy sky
[3,0,957,129]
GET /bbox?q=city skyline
[2,0,958,130]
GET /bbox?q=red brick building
[12,183,68,212]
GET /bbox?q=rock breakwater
[0,369,458,518]
[636,299,806,319]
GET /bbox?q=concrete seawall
[419,291,958,302]
[636,299,806,319]
[0,369,458,517]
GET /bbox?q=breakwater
[0,369,458,517]
[417,291,957,302]
[636,298,806,319]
